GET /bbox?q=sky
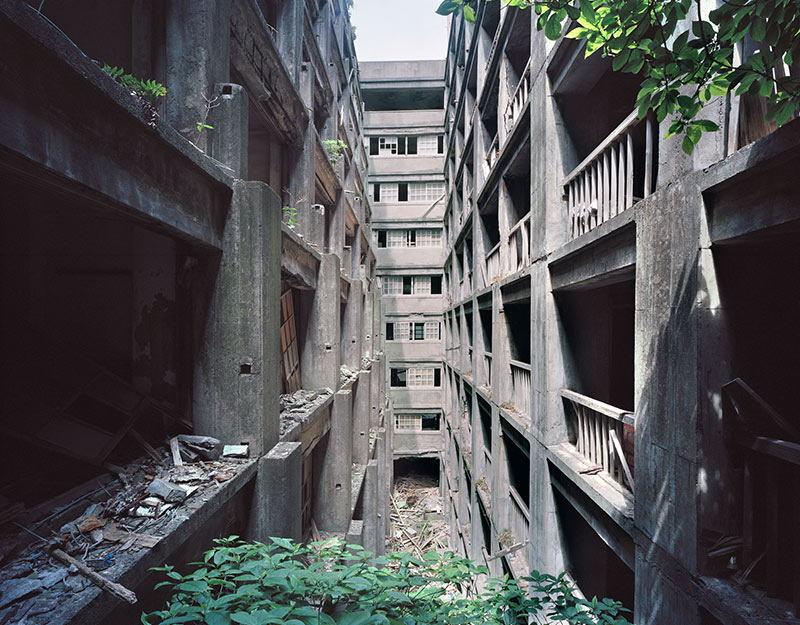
[350,0,449,62]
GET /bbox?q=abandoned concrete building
[438,3,800,625]
[0,0,391,622]
[1,0,800,624]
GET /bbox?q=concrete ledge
[281,225,321,290]
[545,442,634,533]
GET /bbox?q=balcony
[485,133,500,176]
[506,214,530,274]
[485,242,501,286]
[561,389,634,491]
[505,58,531,133]
[509,360,531,417]
[563,111,655,240]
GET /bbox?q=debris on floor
[339,365,359,386]
[389,473,448,556]
[279,388,334,437]
[0,446,252,625]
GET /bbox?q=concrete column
[301,254,341,391]
[370,354,382,429]
[341,278,362,369]
[247,442,303,542]
[346,520,364,547]
[375,427,387,555]
[165,0,230,148]
[315,389,353,532]
[209,83,248,179]
[362,459,379,555]
[194,181,281,457]
[362,280,374,359]
[352,371,371,465]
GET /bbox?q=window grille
[382,276,403,295]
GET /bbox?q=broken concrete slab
[146,479,187,503]
[0,577,43,609]
[222,445,249,458]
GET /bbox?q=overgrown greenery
[283,206,299,228]
[102,64,167,103]
[142,536,632,625]
[436,0,800,153]
[323,139,349,166]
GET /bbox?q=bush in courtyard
[141,536,631,625]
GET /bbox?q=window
[418,135,438,155]
[378,136,398,155]
[382,276,403,295]
[381,276,443,296]
[386,320,441,341]
[415,229,442,247]
[390,368,442,388]
[395,413,441,432]
[375,229,440,248]
[381,183,398,202]
[408,182,445,202]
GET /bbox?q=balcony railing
[505,58,532,132]
[564,111,655,240]
[509,486,530,546]
[486,242,501,285]
[481,351,492,389]
[485,133,500,173]
[561,389,635,491]
[510,360,531,416]
[506,214,531,274]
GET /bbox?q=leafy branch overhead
[436,0,800,153]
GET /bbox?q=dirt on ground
[388,472,448,555]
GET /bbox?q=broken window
[280,285,301,394]
[394,413,441,432]
[390,367,442,388]
[386,320,441,341]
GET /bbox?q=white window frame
[408,367,435,387]
[415,229,442,248]
[378,136,398,156]
[417,135,438,155]
[412,275,431,295]
[408,182,445,202]
[382,276,403,295]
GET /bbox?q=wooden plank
[561,388,634,425]
[610,429,634,493]
[563,110,640,186]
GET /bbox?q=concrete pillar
[315,390,353,532]
[209,83,248,179]
[362,459,379,555]
[352,371,371,465]
[346,520,364,547]
[375,427,387,555]
[341,278,362,369]
[301,254,341,391]
[165,0,230,149]
[370,355,382,430]
[247,442,303,542]
[194,181,281,457]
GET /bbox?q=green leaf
[545,14,563,40]
[435,0,461,16]
[205,613,232,625]
[750,16,767,42]
[579,0,596,22]
[682,133,696,154]
[463,4,475,22]
[694,119,720,132]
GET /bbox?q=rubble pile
[0,443,251,625]
[279,388,333,437]
[389,473,448,556]
[339,365,359,386]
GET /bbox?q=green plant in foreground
[436,0,800,154]
[323,139,348,166]
[197,122,214,133]
[141,536,632,625]
[102,64,166,103]
[283,206,299,228]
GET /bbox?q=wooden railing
[564,111,655,239]
[723,378,800,616]
[486,133,500,173]
[510,361,531,416]
[486,242,501,285]
[561,389,635,491]
[482,351,492,389]
[507,214,531,274]
[505,58,532,132]
[509,486,530,546]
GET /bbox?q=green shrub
[142,536,631,625]
[102,64,166,103]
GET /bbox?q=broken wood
[128,429,162,464]
[609,429,635,493]
[486,540,529,562]
[51,548,137,604]
[169,437,183,467]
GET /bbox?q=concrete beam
[194,181,281,456]
[247,442,303,542]
[315,389,353,532]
